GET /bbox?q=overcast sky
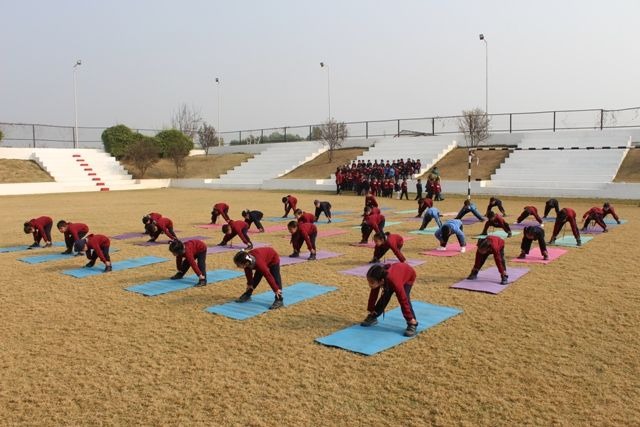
[2,0,639,134]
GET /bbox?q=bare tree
[171,103,203,140]
[320,118,348,162]
[458,108,490,199]
[197,122,220,155]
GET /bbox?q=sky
[2,0,639,135]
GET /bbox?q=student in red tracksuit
[601,202,621,224]
[360,263,418,337]
[416,197,433,218]
[360,209,386,244]
[481,211,512,237]
[287,220,317,260]
[518,226,548,260]
[365,193,378,209]
[233,248,283,309]
[57,220,89,254]
[142,212,162,233]
[543,198,560,218]
[400,179,409,200]
[549,208,581,246]
[371,232,406,263]
[581,207,608,231]
[74,234,113,272]
[467,236,508,285]
[145,217,177,242]
[211,202,230,224]
[486,196,507,216]
[169,239,207,286]
[23,216,53,248]
[516,206,543,225]
[294,209,316,224]
[281,195,298,218]
[219,220,253,249]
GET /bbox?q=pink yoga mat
[279,250,342,266]
[450,266,529,294]
[420,242,477,257]
[195,223,221,229]
[339,259,426,277]
[135,235,209,246]
[511,247,567,264]
[441,211,458,217]
[349,236,416,249]
[206,242,269,254]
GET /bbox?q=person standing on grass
[313,200,333,223]
[74,234,113,272]
[145,216,178,242]
[486,196,507,216]
[57,220,89,255]
[515,206,544,226]
[517,226,548,261]
[23,216,53,248]
[400,179,409,200]
[414,178,423,200]
[467,236,508,285]
[455,199,484,221]
[168,239,207,286]
[287,220,318,260]
[370,232,406,263]
[281,195,298,218]
[211,202,231,224]
[549,208,581,246]
[233,248,283,310]
[241,209,265,233]
[543,198,560,218]
[219,220,253,250]
[434,219,466,252]
[360,263,419,337]
[481,211,513,237]
[142,212,163,234]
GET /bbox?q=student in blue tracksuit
[419,206,443,230]
[434,219,467,252]
[455,199,484,221]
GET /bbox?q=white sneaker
[540,223,545,228]
[460,246,466,253]
[436,246,447,251]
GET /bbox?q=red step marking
[100,188,110,191]
[91,177,101,181]
[72,154,81,157]
[88,173,96,176]
[96,182,105,186]
[84,168,93,171]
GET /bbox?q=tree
[458,108,490,199]
[197,122,220,155]
[171,103,202,140]
[319,119,348,162]
[156,129,194,177]
[101,124,135,158]
[0,128,4,143]
[124,134,160,178]
[308,126,322,141]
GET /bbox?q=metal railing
[1,106,639,149]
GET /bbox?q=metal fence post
[365,122,369,139]
[600,109,604,130]
[309,125,312,140]
[239,131,242,144]
[284,127,287,142]
[432,117,435,135]
[397,119,400,136]
[553,111,556,132]
[260,129,264,144]
[509,114,512,133]
[32,124,36,147]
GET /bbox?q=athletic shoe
[269,295,284,310]
[500,275,509,285]
[61,249,72,255]
[467,273,478,280]
[369,258,380,264]
[517,253,526,259]
[43,242,52,248]
[308,253,317,261]
[170,272,185,280]
[543,254,549,260]
[289,251,300,258]
[85,261,96,268]
[246,243,253,250]
[359,240,368,244]
[236,289,253,303]
[404,323,418,337]
[195,278,207,287]
[460,246,466,253]
[103,265,112,273]
[28,242,39,248]
[360,314,378,327]
[147,239,156,243]
[328,219,332,223]
[576,239,582,247]
[436,246,447,251]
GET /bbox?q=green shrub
[156,129,194,176]
[0,129,4,142]
[101,125,135,158]
[124,134,161,178]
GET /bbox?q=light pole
[73,59,82,148]
[215,77,221,145]
[479,34,488,117]
[320,62,331,119]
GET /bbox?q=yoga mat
[408,227,439,235]
[420,242,477,257]
[472,231,521,239]
[249,225,287,233]
[339,259,426,277]
[205,282,337,320]
[580,227,607,235]
[112,232,147,240]
[404,216,423,222]
[279,250,342,266]
[19,248,119,265]
[350,242,376,248]
[285,230,348,239]
[450,266,529,294]
[510,221,544,230]
[604,218,627,225]
[315,218,346,224]
[135,235,209,247]
[315,301,462,356]
[394,209,417,214]
[264,217,296,222]
[350,221,402,229]
[61,256,168,278]
[194,223,221,229]
[543,217,556,222]
[512,247,567,264]
[332,210,354,215]
[441,211,458,217]
[460,217,483,225]
[125,269,243,296]
[551,235,593,247]
[206,242,270,254]
[0,242,65,254]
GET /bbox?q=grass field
[1,188,638,425]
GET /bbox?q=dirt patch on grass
[121,153,253,179]
[0,189,639,425]
[421,147,511,180]
[614,148,640,182]
[0,159,54,183]
[280,148,366,179]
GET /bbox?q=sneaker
[359,240,368,244]
[543,254,549,260]
[602,229,608,233]
[259,228,265,233]
[236,289,253,303]
[500,275,509,285]
[467,273,478,280]
[44,242,52,248]
[360,314,378,327]
[507,233,512,238]
[269,295,284,310]
[281,215,287,218]
[540,223,545,228]
[103,265,112,273]
[404,323,418,337]
[28,242,40,248]
[576,239,582,247]
[517,253,526,259]
[74,252,85,257]
[246,243,253,250]
[308,253,317,261]
[289,251,300,258]
[328,219,332,223]
[61,249,72,255]
[170,272,185,280]
[460,246,466,253]
[147,239,156,243]
[217,242,226,247]
[436,246,447,251]
[369,258,380,264]
[195,278,207,287]
[548,239,556,245]
[84,261,96,268]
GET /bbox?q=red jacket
[523,206,542,223]
[245,247,280,292]
[364,213,385,234]
[367,263,416,321]
[154,217,176,240]
[297,212,315,224]
[292,222,317,250]
[212,203,230,220]
[365,194,378,207]
[374,234,405,262]
[482,214,511,235]
[473,235,506,275]
[602,205,620,221]
[284,196,297,210]
[582,207,603,220]
[85,234,111,263]
[28,216,52,241]
[176,239,207,277]
[222,220,250,244]
[148,212,162,222]
[65,223,89,241]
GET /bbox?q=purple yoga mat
[135,235,208,246]
[339,259,426,277]
[450,266,529,294]
[580,226,608,235]
[511,247,567,264]
[460,217,483,225]
[510,221,544,230]
[206,242,269,254]
[404,216,423,222]
[279,250,342,266]
[112,232,147,240]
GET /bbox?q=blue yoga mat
[264,217,296,222]
[408,227,439,235]
[0,242,65,254]
[61,256,167,278]
[315,218,346,224]
[332,210,354,215]
[604,218,627,225]
[126,269,243,296]
[205,282,337,320]
[19,248,119,265]
[315,301,462,356]
[551,235,593,247]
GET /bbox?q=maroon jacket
[297,212,316,224]
[582,207,604,220]
[602,205,620,222]
[518,206,542,224]
[292,222,317,250]
[222,220,250,244]
[212,203,230,219]
[364,213,385,234]
[148,212,162,222]
[367,263,416,321]
[176,239,207,277]
[284,196,298,211]
[65,223,89,242]
[374,234,405,262]
[482,214,512,235]
[473,235,506,275]
[552,208,580,239]
[154,217,177,240]
[85,234,111,263]
[28,216,53,242]
[245,247,280,292]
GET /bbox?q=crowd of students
[334,158,422,196]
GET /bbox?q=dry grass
[280,148,366,179]
[614,148,640,182]
[0,189,639,425]
[424,148,512,181]
[121,153,253,179]
[0,159,53,183]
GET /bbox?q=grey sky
[2,0,639,133]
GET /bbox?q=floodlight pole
[320,62,331,119]
[73,59,82,148]
[215,77,221,144]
